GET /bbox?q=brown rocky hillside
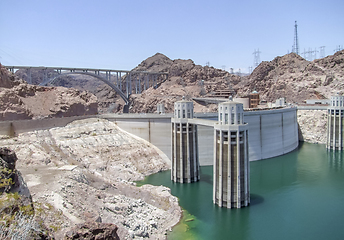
[236,50,344,103]
[129,50,344,112]
[10,50,344,114]
[128,53,241,113]
[0,64,98,121]
[15,69,124,114]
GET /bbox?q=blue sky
[1,0,343,73]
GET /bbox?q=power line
[319,46,325,58]
[248,66,253,74]
[334,45,343,53]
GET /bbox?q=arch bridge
[4,66,168,106]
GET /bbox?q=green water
[138,143,344,240]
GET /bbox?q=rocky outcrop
[14,68,124,114]
[0,118,181,239]
[128,53,239,113]
[65,221,120,240]
[0,64,23,88]
[0,147,18,193]
[10,50,344,114]
[127,51,344,113]
[0,64,98,120]
[237,50,344,103]
[297,110,327,144]
[0,147,53,239]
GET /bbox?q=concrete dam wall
[0,108,299,165]
[106,108,299,165]
[245,107,299,161]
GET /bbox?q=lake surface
[138,142,344,240]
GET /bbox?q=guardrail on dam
[0,107,298,165]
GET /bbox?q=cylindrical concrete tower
[171,99,200,183]
[327,94,344,150]
[213,100,250,208]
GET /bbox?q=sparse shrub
[0,211,41,239]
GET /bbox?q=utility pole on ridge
[253,49,261,68]
[320,46,325,58]
[292,21,299,55]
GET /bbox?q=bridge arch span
[39,72,129,105]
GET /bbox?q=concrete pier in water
[327,94,344,150]
[171,100,200,183]
[213,100,250,208]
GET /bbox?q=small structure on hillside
[248,91,260,108]
[305,99,330,105]
[157,103,165,114]
[213,99,250,208]
[275,97,286,107]
[233,97,249,108]
[171,98,200,183]
[327,94,344,150]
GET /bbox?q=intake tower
[327,94,344,150]
[213,100,250,208]
[171,99,200,183]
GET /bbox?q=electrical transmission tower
[334,45,343,53]
[248,66,253,74]
[253,49,261,68]
[292,21,299,55]
[301,48,307,60]
[319,46,325,58]
[313,48,319,60]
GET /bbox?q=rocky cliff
[297,109,327,144]
[121,51,344,113]
[0,147,54,239]
[15,68,125,114]
[128,53,240,113]
[0,64,98,121]
[11,51,344,114]
[237,50,344,103]
[0,118,181,239]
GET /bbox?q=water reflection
[199,168,213,185]
[139,143,344,240]
[210,205,250,240]
[328,150,343,171]
[250,151,298,194]
[249,194,264,206]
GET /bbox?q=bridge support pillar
[213,100,250,208]
[171,99,200,183]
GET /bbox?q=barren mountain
[11,50,344,114]
[128,53,241,113]
[0,64,98,120]
[15,69,125,114]
[236,50,344,103]
[129,51,344,112]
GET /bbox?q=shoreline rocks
[0,118,181,239]
[297,109,327,145]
